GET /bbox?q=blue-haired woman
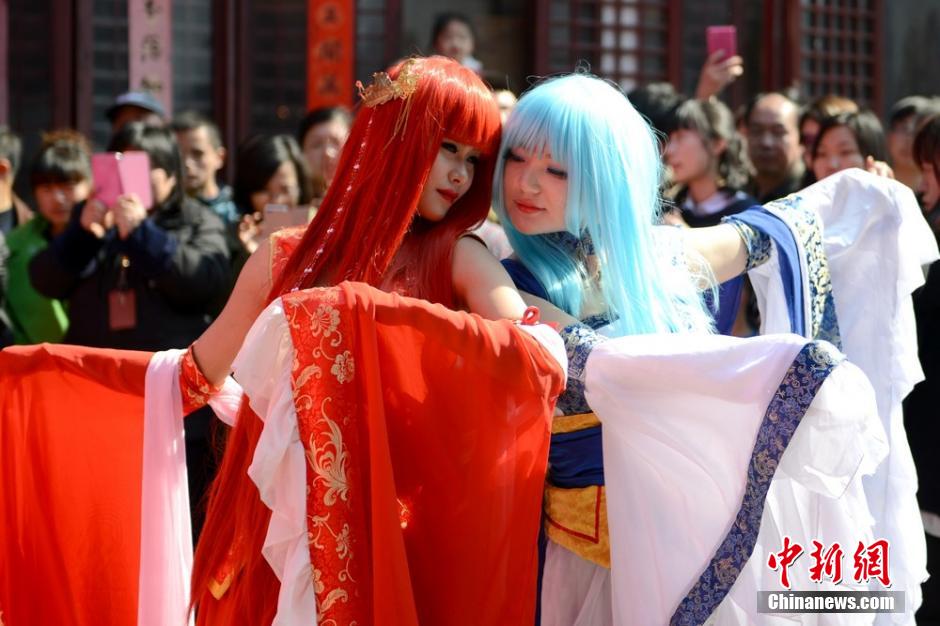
[493,73,910,625]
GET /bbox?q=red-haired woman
[186,56,564,625]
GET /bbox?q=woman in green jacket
[5,131,91,343]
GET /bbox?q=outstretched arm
[680,223,750,284]
[190,237,272,386]
[451,236,530,320]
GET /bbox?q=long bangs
[494,79,596,315]
[496,73,714,334]
[410,57,502,232]
[674,98,710,132]
[431,65,502,157]
[379,57,502,304]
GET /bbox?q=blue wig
[493,73,714,336]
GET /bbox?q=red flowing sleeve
[200,282,565,625]
[322,283,565,625]
[0,344,152,626]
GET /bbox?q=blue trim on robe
[669,341,844,626]
[706,275,745,335]
[732,208,807,336]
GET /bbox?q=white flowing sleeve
[586,333,888,625]
[231,299,319,626]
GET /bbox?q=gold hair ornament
[356,59,420,107]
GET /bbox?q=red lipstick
[437,188,459,204]
[514,200,543,214]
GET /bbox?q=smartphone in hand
[706,25,737,60]
[92,151,153,209]
[258,203,313,240]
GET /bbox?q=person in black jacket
[905,112,940,625]
[29,122,231,540]
[30,123,231,349]
[0,230,13,347]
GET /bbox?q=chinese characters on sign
[128,0,172,114]
[767,537,891,590]
[307,0,354,110]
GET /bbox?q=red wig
[191,56,501,623]
[271,55,502,306]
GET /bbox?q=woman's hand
[695,51,744,100]
[79,199,113,239]
[112,193,148,240]
[865,156,895,180]
[238,212,263,254]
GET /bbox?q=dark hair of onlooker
[295,107,352,147]
[108,122,184,209]
[799,94,858,129]
[889,95,933,128]
[744,91,801,126]
[30,130,93,188]
[628,82,684,138]
[812,110,888,163]
[233,134,313,211]
[170,110,224,150]
[0,126,23,176]
[674,97,752,191]
[430,12,476,47]
[914,113,940,175]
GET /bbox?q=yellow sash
[544,412,610,569]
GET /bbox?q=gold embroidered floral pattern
[313,304,341,337]
[282,287,367,625]
[331,351,355,384]
[268,226,308,285]
[307,408,350,506]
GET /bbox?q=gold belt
[544,412,610,569]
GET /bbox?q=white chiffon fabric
[140,352,243,626]
[751,170,938,623]
[231,299,319,626]
[141,350,194,626]
[541,542,613,626]
[583,333,887,625]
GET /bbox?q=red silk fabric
[0,344,152,626]
[197,282,565,625]
[285,283,565,624]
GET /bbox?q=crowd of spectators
[2,13,939,579]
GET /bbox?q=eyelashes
[504,148,567,178]
[443,141,480,165]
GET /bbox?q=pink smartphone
[259,203,313,240]
[92,151,153,209]
[706,25,737,60]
